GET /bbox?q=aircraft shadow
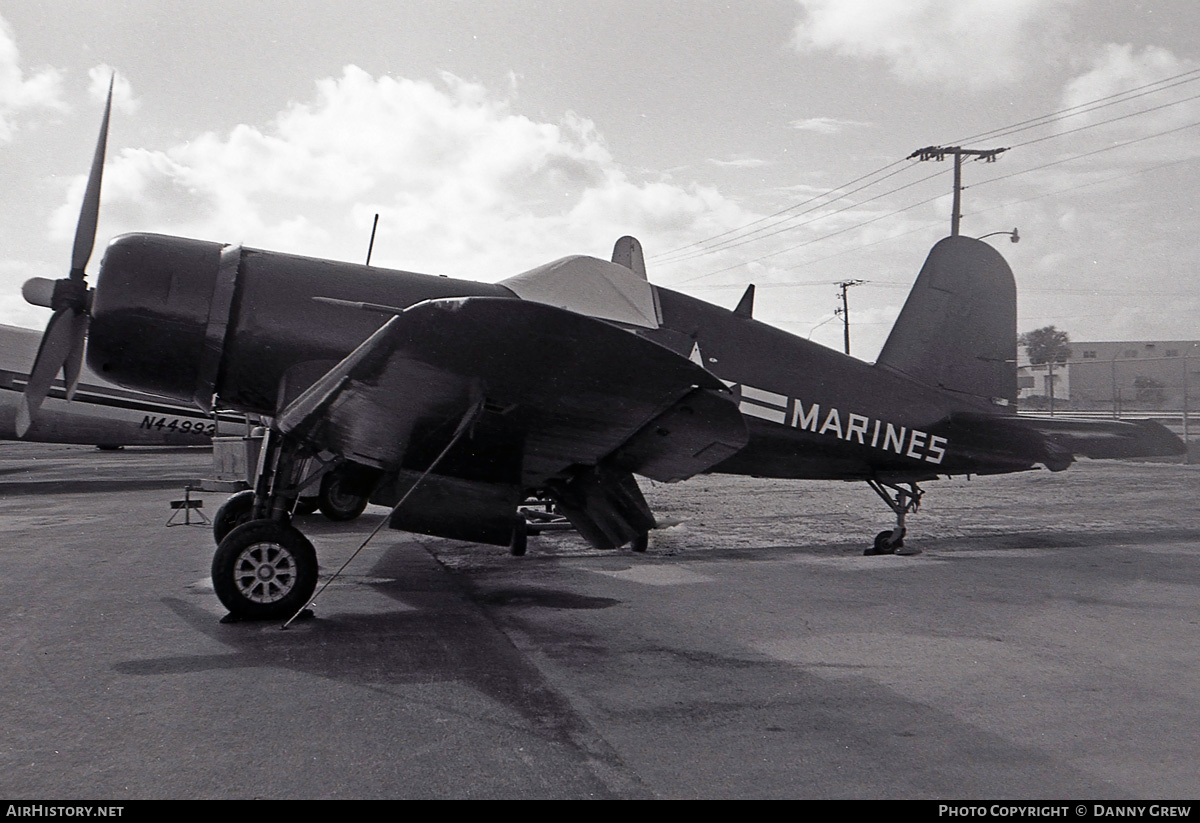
[113,541,630,777]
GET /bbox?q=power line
[797,103,1200,260]
[663,68,1200,263]
[657,67,1200,283]
[768,152,1200,274]
[684,278,910,291]
[948,67,1200,146]
[780,221,944,273]
[973,117,1200,189]
[1008,90,1200,150]
[663,172,948,285]
[666,103,1197,273]
[683,118,1200,284]
[649,159,909,260]
[957,151,1200,220]
[655,163,935,266]
[651,161,916,264]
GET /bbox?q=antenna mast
[365,213,380,266]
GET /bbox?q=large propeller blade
[71,76,113,277]
[16,76,113,437]
[16,311,88,436]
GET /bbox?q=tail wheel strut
[864,480,923,556]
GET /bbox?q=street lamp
[976,228,1020,243]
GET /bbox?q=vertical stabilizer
[734,284,755,318]
[612,236,647,279]
[876,236,1017,407]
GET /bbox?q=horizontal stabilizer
[952,412,1185,468]
[1006,415,1186,459]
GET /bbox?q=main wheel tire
[318,470,369,522]
[211,521,318,620]
[630,532,649,553]
[213,490,256,545]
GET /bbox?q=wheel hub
[327,482,356,509]
[233,543,296,604]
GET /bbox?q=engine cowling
[87,232,515,416]
[87,233,224,408]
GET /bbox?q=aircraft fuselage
[87,233,1034,481]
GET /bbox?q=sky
[1,0,1197,359]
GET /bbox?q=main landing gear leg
[863,480,924,557]
[211,429,319,621]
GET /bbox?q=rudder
[876,236,1017,406]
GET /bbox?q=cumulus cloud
[88,65,139,114]
[1006,42,1200,202]
[52,66,756,279]
[0,15,66,141]
[791,0,1074,88]
[707,155,769,168]
[790,116,873,134]
[1060,44,1200,143]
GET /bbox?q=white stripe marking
[741,384,788,406]
[740,401,787,424]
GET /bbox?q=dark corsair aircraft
[20,86,1184,620]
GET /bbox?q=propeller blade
[16,309,77,437]
[20,76,112,435]
[21,277,56,308]
[70,75,114,277]
[62,311,90,400]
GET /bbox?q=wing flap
[610,386,748,482]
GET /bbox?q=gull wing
[277,297,748,486]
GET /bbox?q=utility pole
[834,279,865,355]
[908,145,1007,235]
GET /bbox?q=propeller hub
[51,277,91,313]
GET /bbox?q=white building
[1017,340,1200,411]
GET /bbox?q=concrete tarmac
[1,443,1197,799]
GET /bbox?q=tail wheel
[864,528,905,556]
[318,469,369,521]
[212,521,318,620]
